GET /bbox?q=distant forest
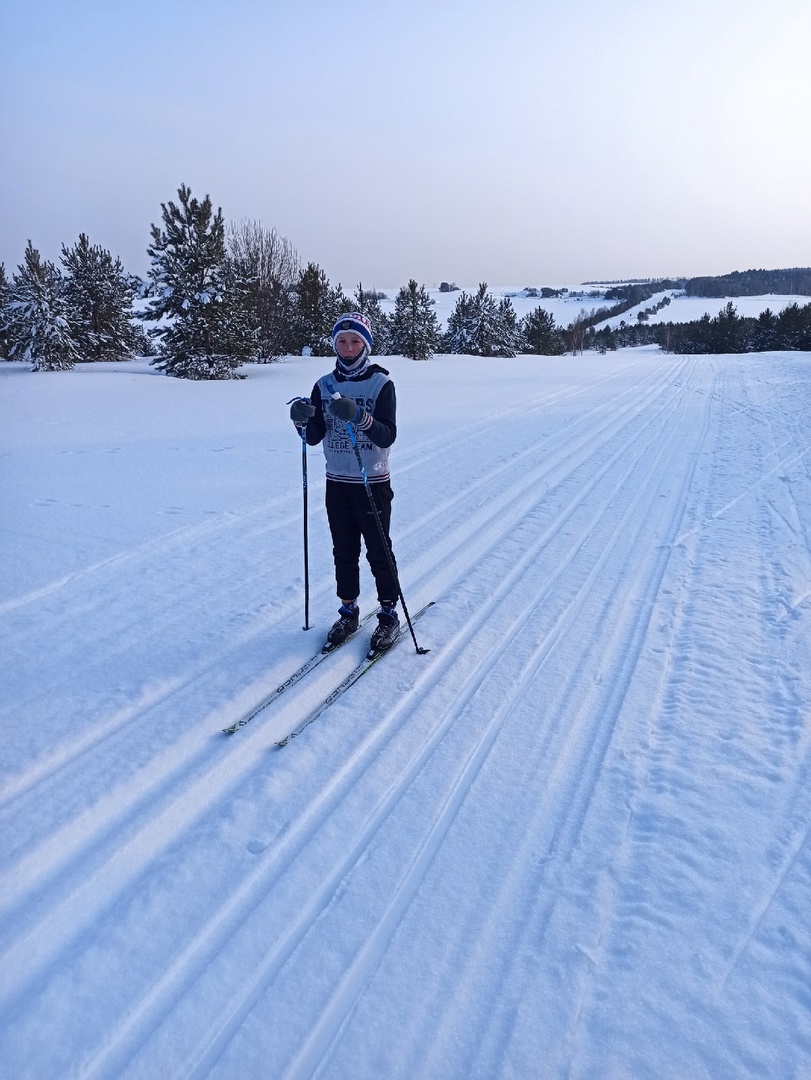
[585,269,811,298]
[572,271,811,353]
[684,268,811,297]
[589,300,811,355]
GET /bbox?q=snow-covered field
[1,346,810,1079]
[392,287,618,330]
[379,285,810,333]
[596,292,810,331]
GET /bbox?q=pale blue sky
[2,0,809,288]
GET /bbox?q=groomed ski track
[1,350,809,1078]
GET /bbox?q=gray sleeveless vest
[316,370,392,483]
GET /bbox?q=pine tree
[591,325,617,354]
[749,307,778,352]
[469,283,498,356]
[6,242,78,370]
[287,263,350,356]
[143,183,253,379]
[444,283,510,356]
[519,306,565,354]
[470,284,503,357]
[444,290,476,354]
[61,233,139,361]
[775,302,811,350]
[353,283,392,355]
[0,264,11,359]
[389,279,440,361]
[711,302,745,353]
[496,297,519,357]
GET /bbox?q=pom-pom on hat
[332,312,373,354]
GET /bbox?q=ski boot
[323,602,359,652]
[369,606,400,655]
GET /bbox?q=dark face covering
[335,345,370,378]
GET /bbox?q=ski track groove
[459,368,716,1080]
[0,350,658,620]
[0,496,290,617]
[721,818,811,988]
[0,355,681,834]
[3,356,691,1071]
[394,351,675,483]
[10,354,794,1080]
[75,361,694,1079]
[74,377,681,1077]
[283,374,701,1080]
[304,364,705,1079]
[520,362,811,1080]
[0,356,660,1071]
[714,364,811,987]
[0,356,675,812]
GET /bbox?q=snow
[1,343,810,1079]
[378,285,615,331]
[377,285,810,334]
[631,293,808,328]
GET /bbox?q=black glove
[290,398,316,425]
[328,395,363,424]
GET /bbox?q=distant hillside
[685,268,811,297]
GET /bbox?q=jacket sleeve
[362,379,396,448]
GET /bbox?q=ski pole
[342,412,428,655]
[300,426,311,630]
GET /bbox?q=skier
[289,312,401,654]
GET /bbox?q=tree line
[3,181,810,375]
[588,300,811,354]
[684,268,811,298]
[0,182,573,376]
[0,237,146,371]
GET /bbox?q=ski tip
[222,725,238,736]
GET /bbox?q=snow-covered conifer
[61,234,139,361]
[519,306,565,355]
[443,290,476,354]
[6,242,78,371]
[144,184,253,379]
[389,279,440,361]
[444,283,512,356]
[712,301,745,353]
[496,297,519,357]
[776,303,811,350]
[353,283,392,355]
[287,263,349,356]
[469,284,505,357]
[0,264,11,359]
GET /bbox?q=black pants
[325,479,398,604]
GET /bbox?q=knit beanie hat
[332,312,373,355]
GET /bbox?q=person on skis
[289,312,401,654]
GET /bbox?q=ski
[221,611,377,735]
[275,601,434,747]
